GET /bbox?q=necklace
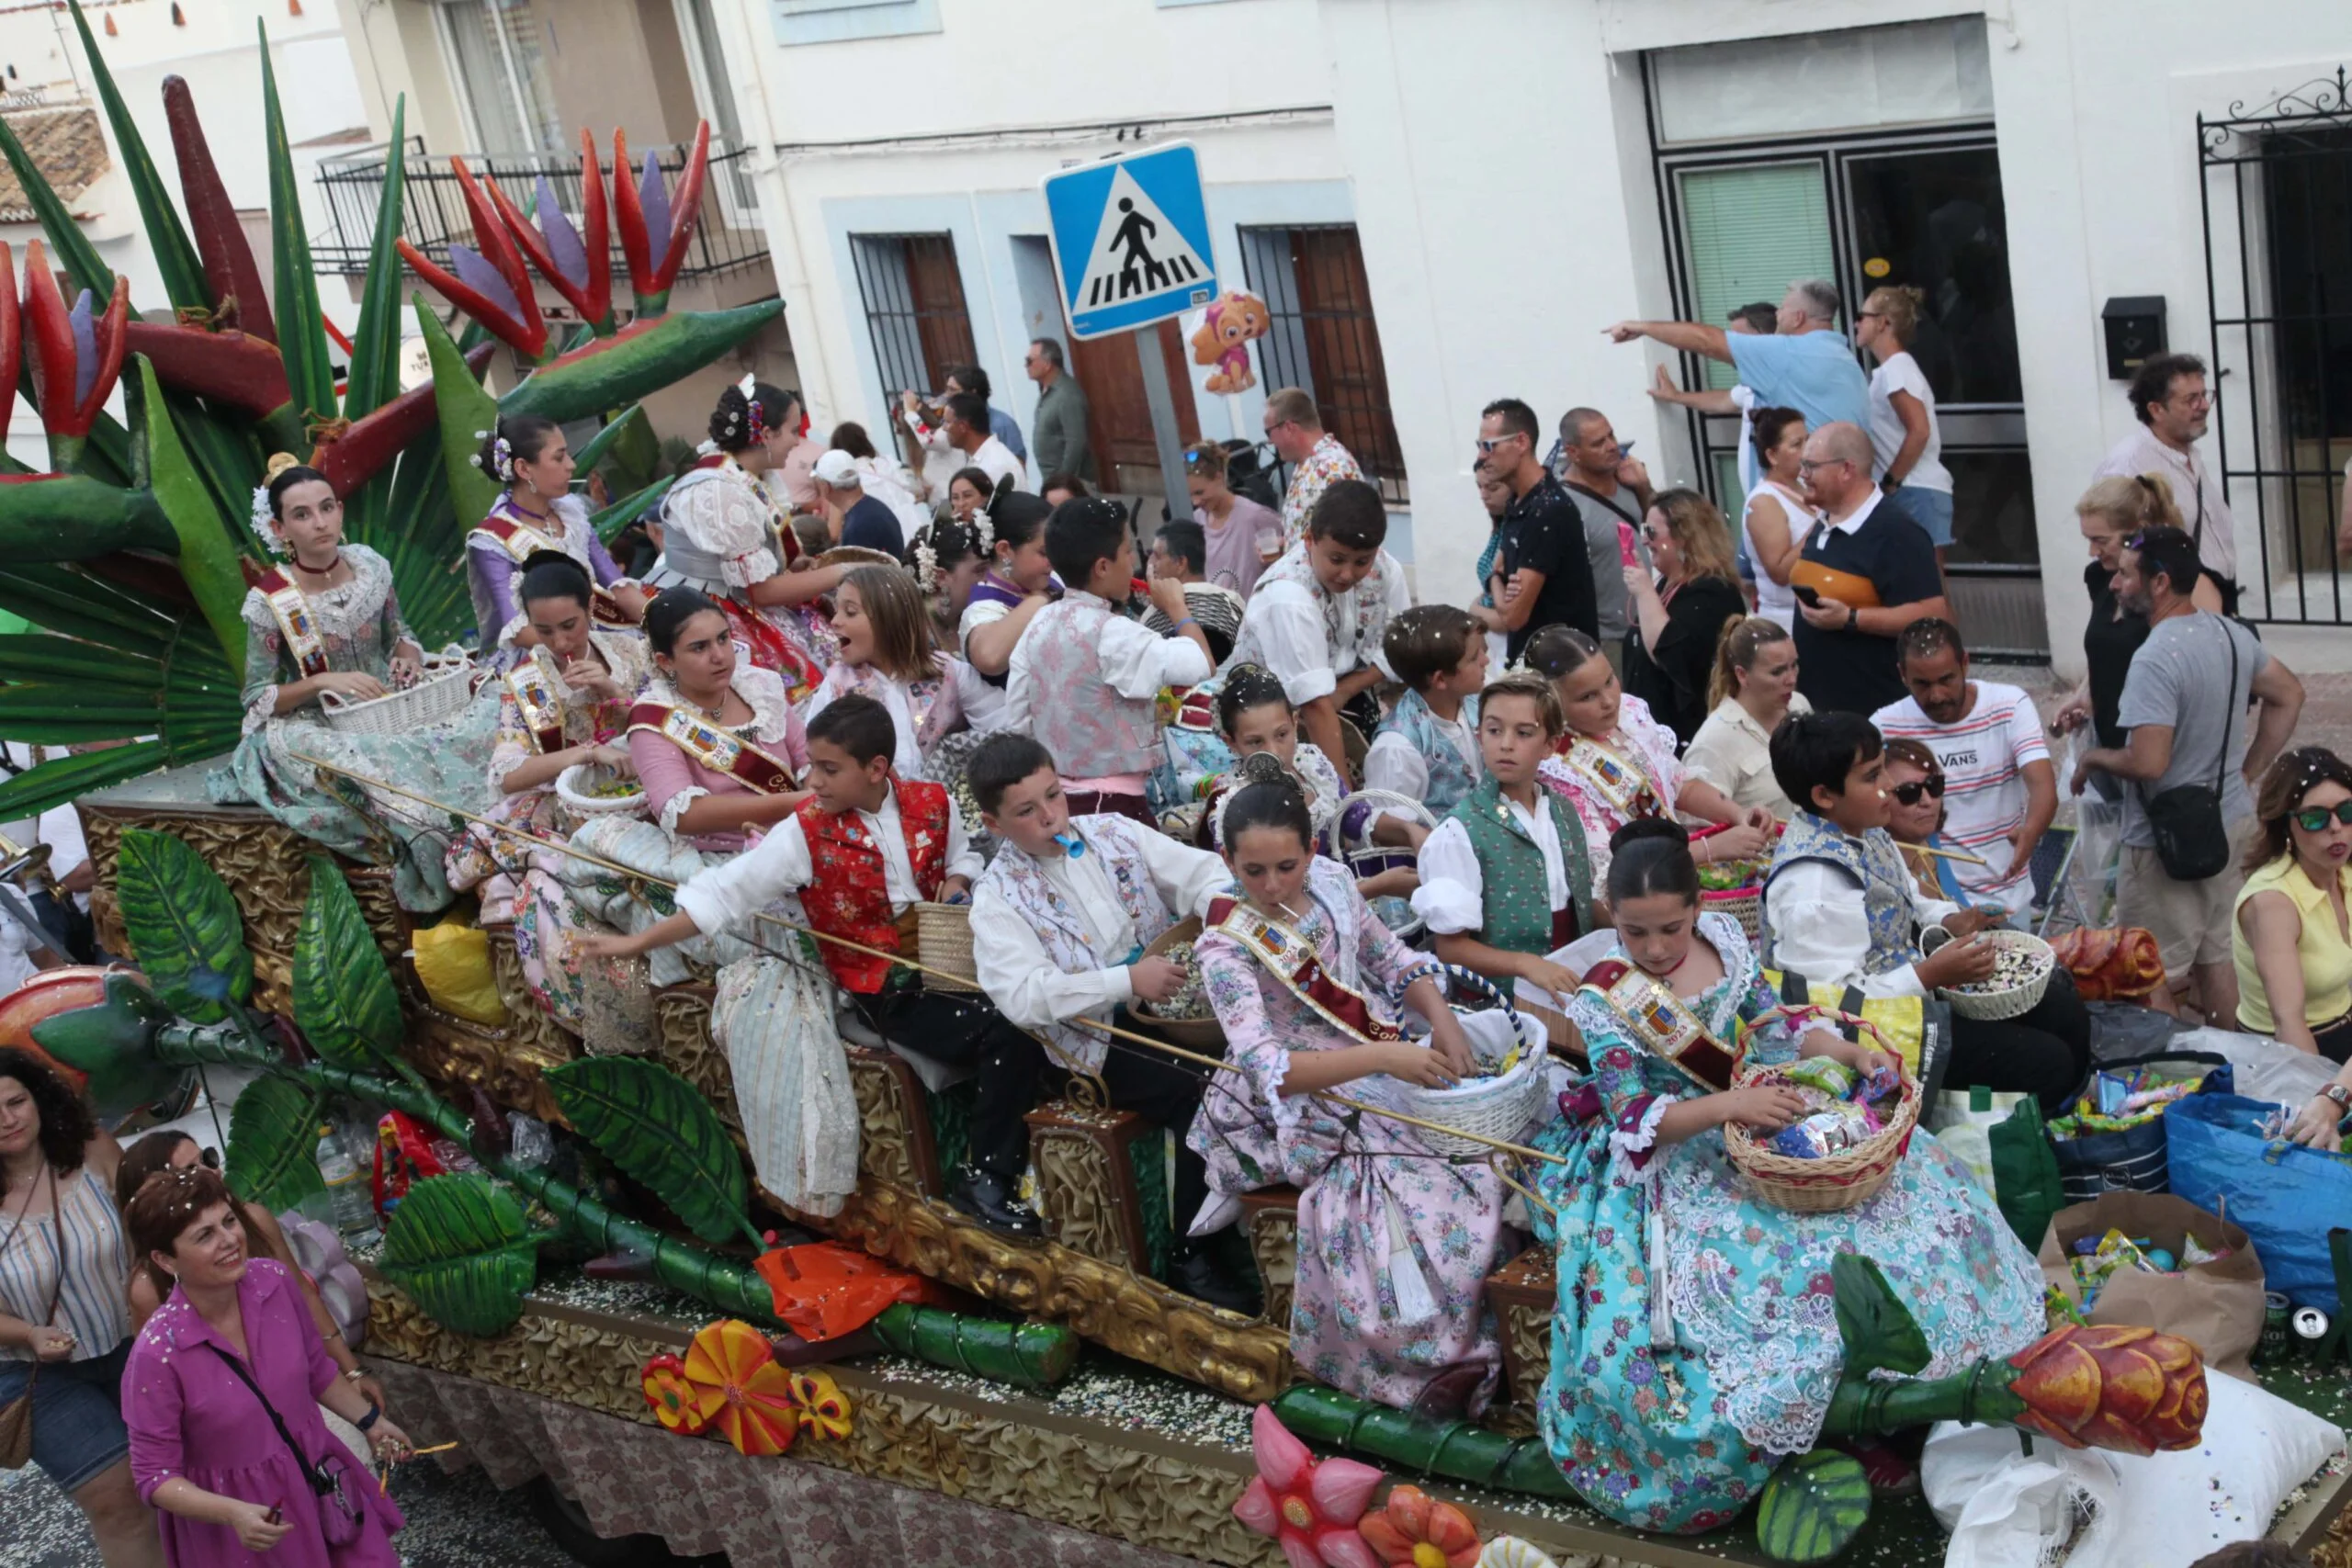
[289,548,343,580]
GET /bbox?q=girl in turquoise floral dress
[1529,818,2042,1533]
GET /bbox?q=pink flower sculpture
[1232,1404,1385,1568]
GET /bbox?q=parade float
[0,7,2344,1563]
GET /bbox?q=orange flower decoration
[639,1354,708,1436]
[790,1370,854,1440]
[1358,1484,1481,1568]
[2005,1323,2207,1457]
[680,1319,801,1456]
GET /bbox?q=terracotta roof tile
[0,107,110,223]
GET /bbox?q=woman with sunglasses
[1880,739,1988,911]
[2233,750,2352,1074]
[1619,489,1748,746]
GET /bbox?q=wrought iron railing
[311,137,768,286]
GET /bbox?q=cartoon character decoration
[1192,289,1272,394]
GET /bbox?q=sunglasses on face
[1890,776,1948,806]
[1475,434,1522,454]
[2292,800,2352,832]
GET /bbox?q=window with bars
[435,0,563,156]
[1239,224,1407,505]
[847,233,978,404]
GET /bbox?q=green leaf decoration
[544,1056,756,1247]
[1756,1450,1871,1565]
[569,403,646,481]
[290,857,402,1071]
[422,297,502,531]
[258,20,336,433]
[1830,1253,1932,1378]
[28,973,188,1121]
[591,476,676,544]
[378,1174,537,1337]
[66,0,206,313]
[340,97,407,427]
[224,1075,327,1215]
[129,355,248,671]
[114,828,252,1022]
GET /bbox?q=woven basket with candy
[1722,1008,1919,1213]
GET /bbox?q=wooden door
[1291,229,1404,496]
[1064,317,1200,496]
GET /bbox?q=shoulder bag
[0,1169,63,1470]
[206,1342,368,1546]
[2139,616,2238,882]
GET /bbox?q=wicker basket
[1134,917,1224,1051]
[1723,1019,1919,1213]
[915,901,979,993]
[1933,929,2057,1021]
[1377,967,1545,1156]
[555,761,648,820]
[318,647,477,735]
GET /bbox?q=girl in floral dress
[1187,777,1526,1416]
[464,415,644,671]
[208,458,498,911]
[800,566,983,784]
[1529,818,2043,1533]
[1524,626,1770,886]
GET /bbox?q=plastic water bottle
[316,1124,375,1236]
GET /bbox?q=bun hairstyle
[1215,664,1293,737]
[644,586,725,658]
[264,455,332,520]
[1749,404,1804,464]
[517,548,594,614]
[987,487,1051,553]
[709,379,794,454]
[1861,283,1926,344]
[1220,770,1314,855]
[1523,624,1605,682]
[2075,472,2185,535]
[1606,817,1698,907]
[476,413,560,488]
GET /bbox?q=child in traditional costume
[1414,674,1595,1005]
[581,694,1045,1235]
[1529,818,2044,1533]
[1526,626,1772,886]
[952,490,1056,736]
[465,415,643,671]
[802,564,979,784]
[208,457,498,911]
[1005,497,1214,824]
[646,378,845,699]
[965,733,1257,1310]
[1762,710,2090,1112]
[1191,667,1346,855]
[1187,776,1528,1416]
[1363,604,1489,834]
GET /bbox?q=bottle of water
[316,1124,375,1236]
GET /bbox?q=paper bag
[2038,1190,2265,1382]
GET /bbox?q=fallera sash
[506,652,568,755]
[1205,894,1401,1044]
[251,567,330,679]
[1557,735,1662,820]
[1577,958,1738,1093]
[626,701,798,794]
[476,513,628,624]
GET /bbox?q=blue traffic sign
[1042,142,1217,341]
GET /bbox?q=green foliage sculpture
[0,0,781,818]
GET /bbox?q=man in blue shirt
[1606,278,1871,434]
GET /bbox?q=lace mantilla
[662,464,780,588]
[640,667,795,839]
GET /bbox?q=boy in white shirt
[1363,604,1488,842]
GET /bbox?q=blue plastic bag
[2165,1091,2351,1313]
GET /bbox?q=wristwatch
[1847,604,1860,631]
[2322,1082,2351,1111]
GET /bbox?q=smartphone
[1792,585,1822,608]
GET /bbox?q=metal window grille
[848,233,978,406]
[1239,223,1408,505]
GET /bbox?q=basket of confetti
[556,761,649,820]
[1930,929,2056,1022]
[1698,859,1764,942]
[1134,917,1223,1051]
[318,646,477,736]
[1722,1010,1918,1213]
[1385,967,1549,1158]
[915,901,980,994]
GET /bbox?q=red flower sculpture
[1357,1485,1481,1568]
[611,121,709,311]
[484,130,612,333]
[639,1353,708,1436]
[22,240,128,440]
[1232,1404,1385,1568]
[398,156,550,361]
[678,1319,800,1456]
[2005,1323,2208,1457]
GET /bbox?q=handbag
[0,1170,63,1471]
[206,1344,368,1547]
[2139,617,2237,882]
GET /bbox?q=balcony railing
[311,138,769,288]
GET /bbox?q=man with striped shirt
[1871,618,2057,923]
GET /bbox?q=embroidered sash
[1556,736,1662,820]
[1577,958,1738,1092]
[626,701,798,794]
[1205,895,1401,1043]
[506,652,569,755]
[252,567,330,678]
[477,513,628,624]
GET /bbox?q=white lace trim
[659,785,711,840]
[663,465,780,587]
[238,544,398,644]
[1609,1095,1674,1160]
[639,667,793,748]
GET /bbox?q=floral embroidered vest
[796,780,951,994]
[1019,592,1161,777]
[1443,776,1593,957]
[1377,690,1481,818]
[1763,809,1917,976]
[974,813,1182,1073]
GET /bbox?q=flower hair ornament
[466,428,516,485]
[250,451,304,555]
[738,373,767,446]
[912,536,941,594]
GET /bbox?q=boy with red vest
[580,694,1045,1235]
[1003,496,1213,823]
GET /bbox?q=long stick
[1765,816,1988,867]
[288,753,1566,1166]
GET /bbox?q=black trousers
[1946,966,2093,1116]
[1099,1009,1216,1243]
[856,987,1045,1180]
[2309,1015,2352,1066]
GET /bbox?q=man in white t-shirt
[1870,618,2055,920]
[944,390,1023,495]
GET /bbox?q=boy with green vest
[1411,672,1596,1004]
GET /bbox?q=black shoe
[948,1168,1042,1236]
[1172,1247,1261,1315]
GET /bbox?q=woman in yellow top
[2233,747,2352,1069]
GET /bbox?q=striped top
[0,1164,131,1363]
[1871,681,2050,917]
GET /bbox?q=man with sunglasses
[1478,397,1598,664]
[1873,618,2056,925]
[2094,353,2239,614]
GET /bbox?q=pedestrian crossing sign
[1043,141,1218,341]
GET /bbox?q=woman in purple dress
[122,1164,410,1566]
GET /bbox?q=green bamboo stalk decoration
[1270,1384,1576,1500]
[865,1302,1080,1391]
